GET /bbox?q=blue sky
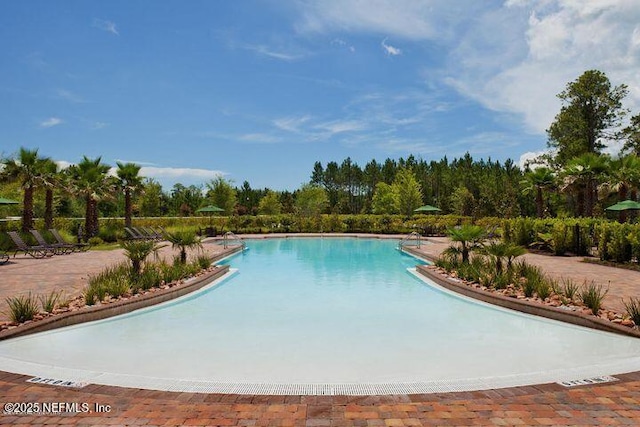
[2,1,639,191]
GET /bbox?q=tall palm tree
[604,155,640,222]
[67,156,112,239]
[1,148,43,232]
[116,162,144,228]
[444,224,486,264]
[560,153,609,217]
[39,158,61,229]
[520,167,556,218]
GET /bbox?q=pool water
[1,237,639,394]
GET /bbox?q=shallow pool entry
[1,238,640,395]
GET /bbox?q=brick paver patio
[1,234,640,426]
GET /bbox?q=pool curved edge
[0,351,638,395]
[0,249,241,342]
[415,264,640,339]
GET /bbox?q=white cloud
[315,119,366,134]
[139,166,225,181]
[114,159,158,166]
[293,0,640,154]
[445,0,640,134]
[40,117,63,128]
[273,115,313,132]
[56,89,84,103]
[331,38,356,52]
[238,133,283,143]
[91,121,108,130]
[381,38,402,56]
[518,150,553,170]
[93,19,119,36]
[243,44,304,61]
[294,0,481,41]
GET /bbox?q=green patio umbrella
[0,197,19,205]
[196,205,224,226]
[605,200,640,211]
[414,204,441,213]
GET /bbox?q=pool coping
[404,247,640,339]
[0,246,242,341]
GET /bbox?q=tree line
[2,69,639,238]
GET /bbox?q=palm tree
[165,229,202,264]
[67,156,112,239]
[482,242,526,274]
[444,224,486,264]
[604,155,640,222]
[116,162,144,228]
[1,148,43,232]
[520,167,556,218]
[39,158,61,229]
[560,153,609,217]
[121,239,163,275]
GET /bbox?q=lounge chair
[132,227,161,241]
[141,227,163,240]
[6,231,54,258]
[49,229,90,252]
[29,229,73,255]
[124,227,147,240]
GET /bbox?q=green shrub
[579,281,608,315]
[562,278,579,301]
[133,264,163,291]
[5,293,39,323]
[39,290,62,313]
[88,236,104,246]
[607,224,632,263]
[493,271,512,290]
[521,277,537,298]
[195,254,212,270]
[551,222,569,256]
[623,297,640,326]
[86,262,131,303]
[513,217,535,246]
[598,223,612,261]
[535,279,552,300]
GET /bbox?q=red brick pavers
[0,239,230,321]
[414,237,640,314]
[0,371,640,426]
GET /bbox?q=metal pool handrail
[223,231,246,249]
[398,231,422,249]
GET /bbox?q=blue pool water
[1,237,639,394]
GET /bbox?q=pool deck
[1,234,640,425]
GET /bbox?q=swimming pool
[1,237,639,395]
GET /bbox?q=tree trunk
[22,185,34,232]
[91,199,100,238]
[584,179,594,217]
[44,188,54,229]
[124,189,132,228]
[536,187,544,218]
[84,195,93,239]
[619,185,628,223]
[85,195,100,239]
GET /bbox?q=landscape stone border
[0,246,242,341]
[407,249,640,339]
